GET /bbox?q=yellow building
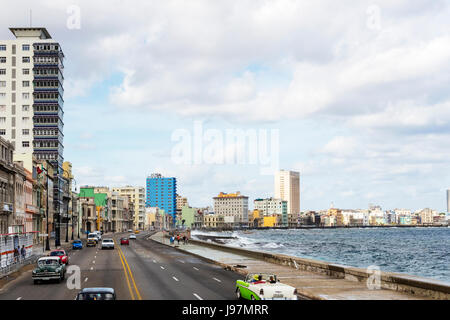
[263,216,277,227]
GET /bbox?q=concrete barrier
[185,237,450,300]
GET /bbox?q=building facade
[253,198,288,227]
[213,191,249,227]
[274,170,300,215]
[112,186,144,230]
[146,173,177,225]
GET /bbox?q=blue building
[146,173,177,225]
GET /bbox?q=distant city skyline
[2,1,449,212]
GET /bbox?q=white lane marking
[178,260,185,264]
[92,260,95,264]
[160,266,165,270]
[213,277,222,283]
[84,277,88,282]
[152,260,157,263]
[172,276,179,282]
[94,256,96,258]
[90,267,93,270]
[16,297,22,300]
[193,293,203,300]
[193,267,199,271]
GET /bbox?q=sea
[191,227,450,282]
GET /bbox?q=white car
[129,234,136,240]
[236,273,298,300]
[101,239,114,250]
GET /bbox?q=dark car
[120,238,129,245]
[76,287,116,300]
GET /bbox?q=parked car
[120,238,129,245]
[32,257,66,284]
[127,229,133,232]
[87,237,97,247]
[129,234,136,240]
[101,238,114,250]
[50,249,69,265]
[235,273,298,300]
[72,240,83,250]
[76,287,116,300]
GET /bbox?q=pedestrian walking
[182,235,187,245]
[176,234,180,245]
[170,236,174,245]
[13,247,19,263]
[21,245,26,260]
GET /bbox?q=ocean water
[191,227,450,282]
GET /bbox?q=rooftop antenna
[29,9,32,27]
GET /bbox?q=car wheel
[236,288,241,300]
[251,295,256,300]
[33,280,38,285]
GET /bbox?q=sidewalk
[150,232,430,300]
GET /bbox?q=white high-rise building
[447,189,450,213]
[274,170,300,215]
[1,27,65,230]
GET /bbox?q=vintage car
[32,256,66,284]
[87,237,97,247]
[120,238,129,245]
[76,287,116,300]
[129,234,136,240]
[50,249,69,265]
[72,239,83,250]
[134,230,140,234]
[235,273,298,300]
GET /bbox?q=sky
[2,0,450,212]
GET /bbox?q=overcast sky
[2,0,450,212]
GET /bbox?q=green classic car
[32,256,66,284]
[236,273,298,300]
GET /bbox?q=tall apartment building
[112,186,145,230]
[145,174,177,226]
[0,27,65,239]
[274,170,300,215]
[213,191,249,227]
[447,189,450,213]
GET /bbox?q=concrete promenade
[150,232,444,300]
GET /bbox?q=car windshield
[103,240,113,243]
[77,293,114,300]
[38,259,59,266]
[74,240,81,243]
[50,251,64,256]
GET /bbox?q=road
[0,232,242,300]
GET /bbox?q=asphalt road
[0,231,242,300]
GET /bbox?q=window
[0,57,6,63]
[0,93,5,99]
[22,44,30,51]
[22,93,29,99]
[0,45,6,51]
[22,129,29,135]
[22,141,30,147]
[22,105,29,112]
[0,117,5,123]
[22,57,30,63]
[0,81,5,87]
[22,81,29,87]
[22,117,29,123]
[0,69,5,75]
[22,69,29,75]
[0,129,5,135]
[0,105,5,112]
